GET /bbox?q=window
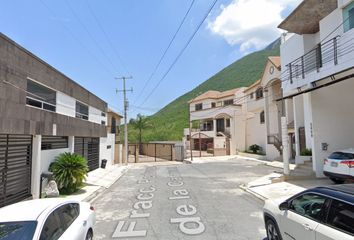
[327,200,354,235]
[223,99,234,106]
[226,119,230,127]
[0,221,37,240]
[101,120,106,125]
[111,117,116,133]
[260,111,265,124]
[256,88,263,99]
[250,92,254,99]
[195,103,203,111]
[76,102,89,120]
[328,152,354,160]
[58,203,79,230]
[26,79,56,112]
[289,193,327,221]
[40,210,64,240]
[211,102,216,108]
[101,112,106,117]
[343,2,354,32]
[41,136,68,150]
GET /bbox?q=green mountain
[128,39,280,142]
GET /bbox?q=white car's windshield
[0,221,37,240]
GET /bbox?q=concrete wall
[56,92,76,118]
[141,143,175,161]
[99,133,115,167]
[311,78,354,176]
[40,148,70,174]
[245,110,266,152]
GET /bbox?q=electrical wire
[132,0,196,107]
[136,0,219,109]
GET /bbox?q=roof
[189,88,240,103]
[268,56,281,69]
[278,0,337,34]
[0,198,77,222]
[309,185,354,203]
[107,108,123,118]
[244,79,261,93]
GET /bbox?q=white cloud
[208,0,301,52]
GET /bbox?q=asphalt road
[93,158,277,240]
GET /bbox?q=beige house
[107,109,123,164]
[235,56,283,160]
[184,88,244,156]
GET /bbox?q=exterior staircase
[267,135,282,155]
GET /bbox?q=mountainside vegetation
[127,39,280,142]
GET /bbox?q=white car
[263,185,354,240]
[324,149,354,184]
[0,198,95,240]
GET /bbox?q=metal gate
[0,134,32,208]
[74,137,99,171]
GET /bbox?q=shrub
[49,152,89,194]
[300,148,312,156]
[249,144,262,154]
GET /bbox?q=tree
[130,114,151,153]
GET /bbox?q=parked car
[263,184,354,240]
[324,149,354,184]
[0,198,95,240]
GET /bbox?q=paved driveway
[93,158,276,240]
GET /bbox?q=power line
[85,0,131,76]
[39,0,115,76]
[132,0,196,106]
[136,0,219,109]
[64,0,120,74]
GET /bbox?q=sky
[0,0,301,118]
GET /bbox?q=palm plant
[49,152,89,194]
[130,114,151,153]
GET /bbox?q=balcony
[283,32,354,94]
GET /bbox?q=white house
[279,0,354,177]
[235,57,283,161]
[185,88,244,156]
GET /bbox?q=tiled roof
[268,56,281,69]
[189,88,240,103]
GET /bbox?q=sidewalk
[65,164,129,202]
[240,173,332,201]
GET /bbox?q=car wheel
[330,177,345,184]
[266,219,282,240]
[85,229,93,240]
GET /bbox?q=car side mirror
[279,201,289,211]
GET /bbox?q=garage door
[0,134,32,208]
[74,137,99,171]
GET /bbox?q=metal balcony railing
[283,33,354,87]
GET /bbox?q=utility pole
[116,76,133,165]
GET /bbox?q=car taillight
[324,159,329,165]
[340,160,354,168]
[90,206,95,211]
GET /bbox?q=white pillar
[213,119,217,136]
[264,89,270,137]
[281,117,290,175]
[68,136,75,153]
[31,135,42,199]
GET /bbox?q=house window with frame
[256,88,263,100]
[111,117,116,133]
[211,102,216,108]
[226,119,230,127]
[75,101,89,120]
[343,2,354,32]
[195,103,203,111]
[223,99,234,106]
[26,79,56,112]
[260,111,265,124]
[250,92,254,99]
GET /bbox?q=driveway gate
[0,134,32,208]
[74,137,99,171]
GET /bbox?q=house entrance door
[216,119,225,133]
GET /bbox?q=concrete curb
[239,184,267,201]
[83,167,130,203]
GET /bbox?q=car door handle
[83,220,87,227]
[302,223,313,231]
